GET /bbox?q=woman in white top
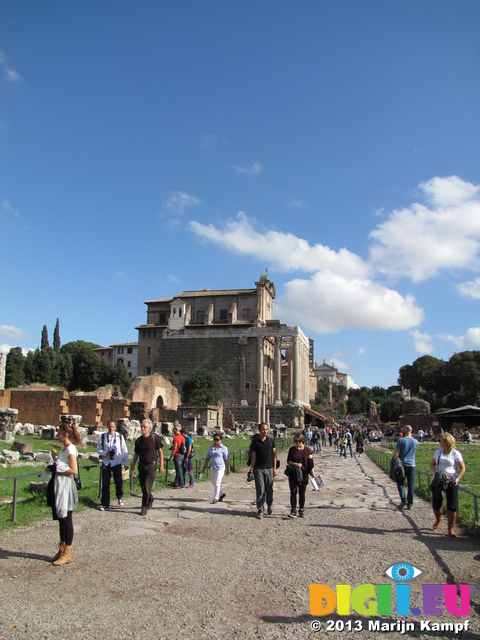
[429,433,466,537]
[47,418,81,565]
[202,433,229,504]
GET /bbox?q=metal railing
[0,464,102,523]
[365,442,479,528]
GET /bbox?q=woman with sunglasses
[286,433,316,518]
[202,433,230,504]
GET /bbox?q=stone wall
[9,389,69,425]
[101,397,131,423]
[224,404,304,428]
[67,396,102,426]
[127,375,180,411]
[0,389,11,409]
[155,334,258,406]
[398,414,440,433]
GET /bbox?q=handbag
[74,458,82,490]
[284,465,294,478]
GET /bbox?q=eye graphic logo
[385,563,422,582]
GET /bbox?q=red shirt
[172,434,185,455]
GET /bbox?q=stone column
[274,335,282,406]
[257,336,264,424]
[292,334,300,405]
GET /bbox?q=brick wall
[9,389,69,425]
[0,389,11,409]
[67,396,102,426]
[101,398,131,423]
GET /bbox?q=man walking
[131,419,164,515]
[169,424,185,488]
[393,424,419,510]
[97,420,129,510]
[249,422,277,519]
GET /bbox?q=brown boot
[432,508,442,530]
[51,542,65,563]
[447,511,457,537]
[53,544,72,566]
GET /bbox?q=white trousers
[210,467,225,500]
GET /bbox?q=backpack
[178,438,186,455]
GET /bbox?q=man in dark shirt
[249,422,277,519]
[131,419,164,515]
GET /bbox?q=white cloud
[275,272,423,333]
[0,344,33,355]
[456,277,480,300]
[409,329,435,354]
[163,191,201,216]
[287,200,307,208]
[0,325,31,341]
[235,161,262,176]
[200,133,226,149]
[190,212,369,278]
[440,327,480,350]
[0,50,22,83]
[357,347,366,355]
[369,176,480,281]
[347,376,359,390]
[2,200,19,217]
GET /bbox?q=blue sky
[1,0,479,389]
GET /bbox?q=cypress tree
[41,325,49,350]
[53,318,61,352]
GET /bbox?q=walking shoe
[407,504,413,510]
[288,511,297,518]
[399,501,407,509]
[147,496,154,508]
[99,506,108,511]
[141,507,147,516]
[256,511,263,519]
[267,506,272,515]
[212,499,218,504]
[219,493,226,502]
[298,509,305,518]
[118,498,124,507]
[187,483,194,488]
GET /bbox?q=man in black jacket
[249,422,277,519]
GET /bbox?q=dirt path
[1,446,479,640]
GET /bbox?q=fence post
[12,477,18,523]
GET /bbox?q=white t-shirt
[434,448,463,477]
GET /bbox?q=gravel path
[1,445,479,640]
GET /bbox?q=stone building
[94,342,138,379]
[136,275,311,423]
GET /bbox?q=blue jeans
[173,455,185,487]
[397,465,415,506]
[347,442,353,457]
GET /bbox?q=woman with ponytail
[47,417,81,566]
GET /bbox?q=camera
[109,450,115,460]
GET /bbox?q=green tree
[5,347,25,388]
[182,369,222,405]
[445,351,480,407]
[398,355,447,409]
[379,394,402,422]
[23,350,36,384]
[346,387,371,415]
[41,325,49,350]
[60,341,102,391]
[112,361,132,396]
[53,318,61,352]
[33,346,57,385]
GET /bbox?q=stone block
[41,427,56,440]
[12,441,34,454]
[30,481,48,494]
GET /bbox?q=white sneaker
[118,498,124,507]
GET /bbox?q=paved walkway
[1,444,479,640]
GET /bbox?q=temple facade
[136,275,311,422]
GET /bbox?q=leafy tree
[60,340,102,391]
[346,387,371,415]
[33,347,56,385]
[379,394,402,422]
[23,350,36,384]
[5,347,25,388]
[112,361,132,396]
[53,318,61,352]
[41,325,49,350]
[398,355,447,409]
[315,379,331,405]
[445,351,480,407]
[182,369,222,406]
